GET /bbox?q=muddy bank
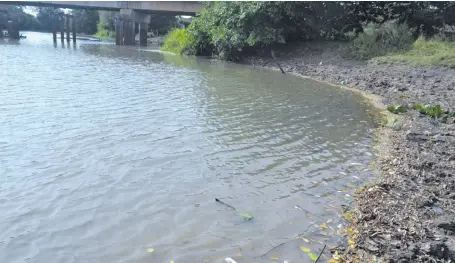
[243,42,455,262]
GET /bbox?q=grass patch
[372,38,455,68]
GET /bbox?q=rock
[396,84,408,91]
[437,222,455,232]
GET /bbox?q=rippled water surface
[0,32,375,263]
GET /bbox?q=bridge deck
[2,1,203,15]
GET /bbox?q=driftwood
[313,244,326,263]
[270,50,285,74]
[254,242,287,258]
[215,198,236,210]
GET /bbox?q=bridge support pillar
[139,22,148,46]
[115,17,123,45]
[72,16,76,43]
[7,20,20,39]
[65,15,70,42]
[115,9,150,46]
[124,20,135,45]
[59,14,64,42]
[52,15,57,42]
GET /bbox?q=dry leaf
[269,256,279,260]
[147,248,154,253]
[321,223,328,229]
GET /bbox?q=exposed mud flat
[242,43,455,262]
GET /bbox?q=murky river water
[0,32,375,263]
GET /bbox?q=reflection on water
[0,32,375,263]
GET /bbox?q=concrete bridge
[3,1,204,45]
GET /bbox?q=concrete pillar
[115,9,150,46]
[66,15,70,42]
[139,22,147,46]
[123,20,135,45]
[115,16,123,45]
[72,17,76,43]
[60,15,64,42]
[52,15,57,42]
[7,20,20,39]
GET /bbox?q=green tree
[98,10,116,31]
[36,7,60,31]
[0,5,40,31]
[149,14,177,35]
[71,9,99,34]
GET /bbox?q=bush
[160,28,192,54]
[93,21,115,39]
[169,2,364,60]
[345,21,415,60]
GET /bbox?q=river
[0,32,375,263]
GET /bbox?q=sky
[23,6,38,16]
[23,6,70,16]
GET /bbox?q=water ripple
[0,32,375,263]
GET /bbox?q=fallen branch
[314,244,326,263]
[215,198,253,220]
[215,198,236,210]
[270,50,285,74]
[254,242,287,258]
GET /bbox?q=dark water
[0,32,375,263]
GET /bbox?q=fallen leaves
[308,252,318,261]
[321,223,328,229]
[301,237,310,243]
[147,248,154,253]
[300,246,311,253]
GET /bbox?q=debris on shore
[243,43,455,262]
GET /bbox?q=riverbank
[242,42,455,262]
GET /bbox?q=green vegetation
[387,103,453,119]
[160,28,191,54]
[161,2,455,62]
[93,28,114,39]
[94,11,116,39]
[372,38,455,68]
[149,14,178,35]
[71,9,99,34]
[387,105,408,114]
[345,22,414,60]
[412,104,445,118]
[0,5,40,31]
[1,5,100,35]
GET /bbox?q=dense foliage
[345,21,415,60]
[1,5,100,35]
[71,9,99,34]
[149,14,178,35]
[37,8,99,34]
[0,5,40,31]
[161,1,455,61]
